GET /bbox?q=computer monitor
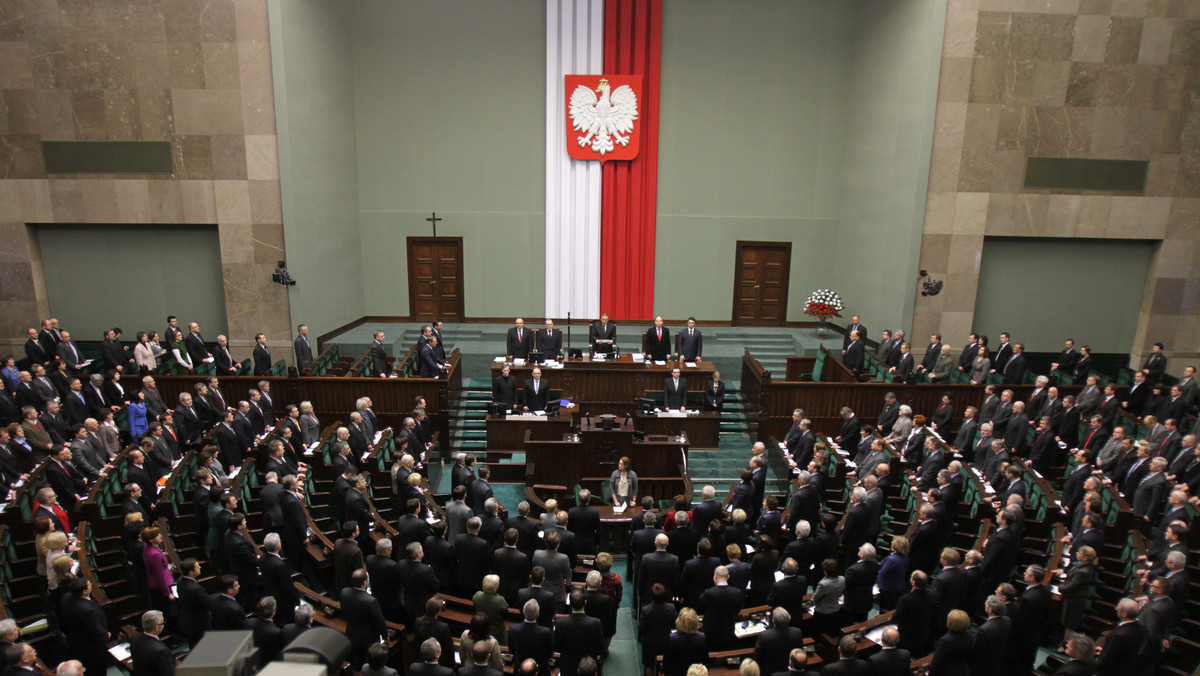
[528,350,544,364]
[545,399,562,418]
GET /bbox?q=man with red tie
[506,318,533,361]
[646,316,671,361]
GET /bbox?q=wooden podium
[523,416,689,493]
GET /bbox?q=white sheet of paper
[513,359,526,366]
[612,503,627,515]
[654,360,667,366]
[631,353,644,361]
[685,362,697,368]
[108,643,132,662]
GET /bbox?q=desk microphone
[624,413,632,426]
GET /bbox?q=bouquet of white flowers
[804,289,843,320]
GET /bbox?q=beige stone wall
[913,0,1200,366]
[0,0,290,358]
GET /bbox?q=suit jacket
[893,351,914,382]
[536,328,562,360]
[920,342,943,372]
[368,340,389,377]
[334,538,364,594]
[638,549,680,597]
[844,323,867,349]
[866,649,912,676]
[340,587,388,652]
[252,343,271,375]
[294,334,314,371]
[365,553,403,620]
[1131,471,1168,519]
[211,592,248,630]
[454,533,495,594]
[418,343,441,378]
[952,418,977,452]
[554,612,608,676]
[646,326,672,360]
[590,321,616,351]
[57,341,85,372]
[491,546,530,605]
[1003,353,1026,384]
[1075,385,1102,420]
[509,621,553,676]
[822,658,872,676]
[260,553,298,622]
[1096,621,1147,675]
[25,337,49,365]
[516,585,557,626]
[981,526,1018,586]
[182,332,208,365]
[754,625,806,676]
[678,326,703,361]
[971,615,1013,676]
[177,576,211,642]
[506,326,533,359]
[845,340,866,374]
[663,376,687,409]
[174,404,202,444]
[521,378,550,411]
[46,459,85,507]
[1004,412,1029,453]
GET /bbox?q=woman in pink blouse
[141,526,176,610]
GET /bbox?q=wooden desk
[637,410,721,448]
[523,418,689,490]
[491,355,716,417]
[486,413,574,450]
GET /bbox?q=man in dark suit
[454,517,494,596]
[250,333,271,375]
[1004,401,1029,455]
[638,533,679,599]
[657,365,688,411]
[1142,342,1167,383]
[521,367,550,412]
[60,578,111,676]
[467,465,494,516]
[100,328,130,373]
[824,636,871,676]
[843,329,866,377]
[130,610,175,676]
[590,313,616,354]
[753,606,805,675]
[765,559,809,627]
[506,318,533,360]
[894,571,936,655]
[569,490,602,554]
[679,317,703,361]
[914,333,943,379]
[981,510,1019,591]
[24,327,48,366]
[554,590,607,676]
[842,315,866,351]
[210,575,249,631]
[1026,416,1057,476]
[692,485,724,536]
[971,596,1013,676]
[1002,343,1026,384]
[45,446,86,508]
[293,324,314,372]
[1012,565,1052,674]
[365,538,403,622]
[397,541,441,625]
[1123,370,1151,416]
[839,488,870,565]
[509,599,553,676]
[493,529,531,605]
[516,567,559,627]
[56,331,86,373]
[866,626,911,676]
[409,640,456,676]
[1132,457,1169,522]
[369,330,389,377]
[224,514,260,611]
[536,319,562,361]
[889,341,914,382]
[174,392,203,445]
[177,558,211,646]
[184,323,212,365]
[419,337,444,378]
[1096,598,1148,676]
[835,406,861,447]
[990,333,1013,375]
[645,316,671,360]
[931,549,966,626]
[341,568,388,670]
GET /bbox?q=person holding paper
[522,367,549,412]
[664,367,687,411]
[609,456,638,507]
[679,317,703,362]
[646,316,671,361]
[506,318,532,361]
[590,313,616,354]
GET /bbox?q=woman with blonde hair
[929,609,973,675]
[298,401,320,446]
[1056,545,1097,644]
[663,607,707,676]
[43,531,74,590]
[876,535,910,611]
[472,574,508,645]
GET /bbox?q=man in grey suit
[1132,457,1169,523]
[293,324,313,372]
[1075,375,1103,420]
[532,531,572,608]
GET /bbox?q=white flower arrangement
[804,289,843,320]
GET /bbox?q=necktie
[534,381,539,394]
[518,329,522,342]
[657,328,662,339]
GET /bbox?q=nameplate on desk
[656,411,688,418]
[506,413,547,420]
[684,362,697,368]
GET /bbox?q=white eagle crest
[569,78,638,156]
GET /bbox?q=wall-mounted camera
[272,260,296,287]
[918,269,943,297]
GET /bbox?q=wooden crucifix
[426,212,442,237]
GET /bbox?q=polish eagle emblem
[569,78,639,157]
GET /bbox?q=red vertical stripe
[600,0,661,319]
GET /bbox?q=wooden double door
[407,237,464,321]
[732,241,791,325]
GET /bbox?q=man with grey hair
[509,598,552,676]
[366,537,402,623]
[411,637,451,675]
[700,565,743,649]
[0,618,18,651]
[971,595,1013,674]
[752,605,804,675]
[6,643,38,675]
[1132,457,1170,521]
[840,486,871,563]
[355,398,376,439]
[785,470,819,537]
[260,531,298,625]
[845,543,879,622]
[1095,598,1146,675]
[1013,565,1051,673]
[130,610,175,675]
[1060,635,1096,674]
[866,625,911,676]
[54,659,84,676]
[583,569,616,640]
[693,484,722,535]
[280,602,315,647]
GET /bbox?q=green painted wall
[835,0,945,333]
[270,0,365,335]
[37,225,227,338]
[351,1,547,318]
[974,238,1154,353]
[654,0,852,320]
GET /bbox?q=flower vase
[817,318,828,339]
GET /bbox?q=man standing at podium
[523,367,549,412]
[507,318,532,361]
[591,313,616,354]
[664,367,687,411]
[646,316,671,361]
[679,317,703,362]
[538,319,562,361]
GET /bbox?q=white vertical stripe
[546,0,603,320]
